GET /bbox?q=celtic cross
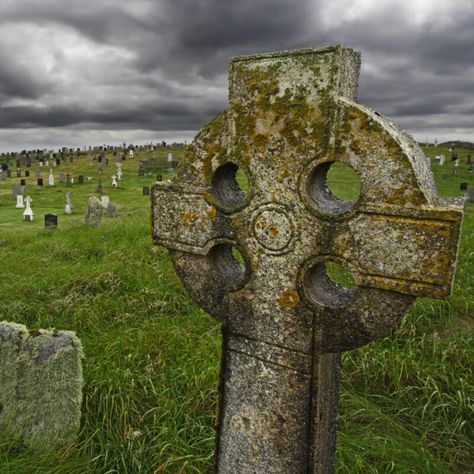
[152,46,463,473]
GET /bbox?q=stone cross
[151,46,464,473]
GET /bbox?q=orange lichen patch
[278,289,300,308]
[269,226,279,237]
[183,212,198,226]
[207,206,217,219]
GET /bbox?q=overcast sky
[0,0,472,152]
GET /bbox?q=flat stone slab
[0,322,83,450]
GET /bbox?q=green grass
[0,144,472,473]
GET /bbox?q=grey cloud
[0,0,472,151]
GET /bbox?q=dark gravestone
[78,175,84,184]
[143,186,150,195]
[460,182,468,190]
[2,163,8,171]
[156,174,162,182]
[37,178,43,187]
[20,179,26,186]
[24,215,32,222]
[56,158,61,166]
[152,46,464,473]
[44,214,58,228]
[97,178,103,194]
[25,170,30,177]
[6,169,11,178]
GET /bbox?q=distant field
[0,144,472,473]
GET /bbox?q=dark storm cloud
[0,0,472,151]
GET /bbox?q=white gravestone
[23,196,33,221]
[101,195,110,208]
[48,169,55,186]
[65,192,72,215]
[112,175,118,187]
[16,195,24,208]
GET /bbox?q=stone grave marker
[35,168,41,178]
[78,175,84,184]
[37,177,43,187]
[469,188,474,202]
[65,192,72,214]
[23,196,33,221]
[44,213,58,228]
[101,195,110,208]
[460,182,468,190]
[152,46,464,473]
[157,174,162,182]
[107,202,118,218]
[6,169,11,178]
[25,170,30,177]
[143,186,150,195]
[0,321,83,449]
[20,178,26,186]
[16,194,24,208]
[85,196,103,228]
[12,183,22,199]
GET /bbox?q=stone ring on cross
[152,45,464,474]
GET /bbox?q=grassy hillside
[0,144,472,473]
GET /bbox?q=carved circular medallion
[252,207,294,252]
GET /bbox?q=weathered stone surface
[0,321,83,450]
[85,196,103,227]
[152,45,464,473]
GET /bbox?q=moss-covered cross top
[152,46,464,474]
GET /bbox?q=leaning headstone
[0,321,83,449]
[85,196,103,228]
[44,214,58,228]
[152,46,464,473]
[107,202,118,218]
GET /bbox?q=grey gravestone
[143,186,150,195]
[44,214,58,228]
[0,321,83,449]
[469,188,474,202]
[85,196,103,227]
[107,202,118,218]
[12,184,22,198]
[0,172,6,181]
[66,173,72,187]
[152,46,464,473]
[35,168,41,178]
[6,169,11,178]
[97,178,103,194]
[59,173,66,184]
[460,182,468,190]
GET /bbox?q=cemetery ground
[0,144,472,473]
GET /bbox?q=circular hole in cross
[303,260,356,309]
[210,243,248,289]
[306,161,361,215]
[211,162,249,211]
